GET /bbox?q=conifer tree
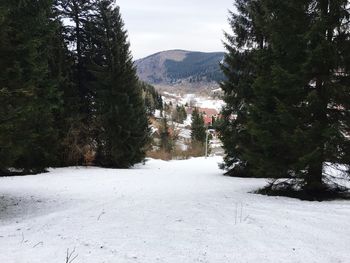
[159,117,173,153]
[91,0,150,168]
[191,108,206,144]
[221,0,350,195]
[172,105,187,124]
[140,82,163,116]
[0,0,60,174]
[54,0,98,166]
[55,0,96,114]
[48,8,79,166]
[296,0,350,192]
[219,0,264,177]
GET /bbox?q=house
[204,116,213,126]
[185,106,221,126]
[198,108,219,118]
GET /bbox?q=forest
[0,0,162,175]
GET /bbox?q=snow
[161,92,225,112]
[195,98,224,112]
[178,128,191,139]
[180,94,225,112]
[154,110,162,119]
[183,114,192,127]
[211,88,222,93]
[1,157,350,263]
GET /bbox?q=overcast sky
[117,0,235,59]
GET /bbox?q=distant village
[147,91,225,159]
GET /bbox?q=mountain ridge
[135,50,225,88]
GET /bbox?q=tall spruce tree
[56,0,96,114]
[91,0,150,168]
[54,0,98,165]
[221,0,350,195]
[242,1,310,179]
[219,0,266,178]
[191,108,206,144]
[140,82,163,116]
[298,0,350,192]
[159,117,173,153]
[0,0,60,174]
[49,6,79,166]
[172,105,187,124]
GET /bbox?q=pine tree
[191,108,206,144]
[48,5,78,166]
[221,0,350,195]
[56,0,96,114]
[159,117,173,153]
[241,0,310,179]
[179,105,187,123]
[172,105,187,124]
[296,0,350,192]
[140,82,163,116]
[91,0,150,168]
[54,0,98,165]
[219,0,265,177]
[0,0,60,174]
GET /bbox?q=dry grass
[146,143,206,161]
[146,150,173,161]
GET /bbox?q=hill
[135,50,225,88]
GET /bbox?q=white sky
[117,0,234,59]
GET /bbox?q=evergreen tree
[140,82,163,116]
[240,0,310,179]
[221,0,350,195]
[55,0,96,114]
[159,117,173,153]
[296,0,350,192]
[172,105,187,124]
[219,0,263,177]
[49,6,79,166]
[54,0,98,165]
[0,0,60,174]
[91,0,150,168]
[191,108,206,144]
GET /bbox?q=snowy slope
[0,157,350,263]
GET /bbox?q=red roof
[204,116,213,125]
[198,108,218,117]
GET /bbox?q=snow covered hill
[1,157,350,263]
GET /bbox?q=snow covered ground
[1,157,350,263]
[162,92,225,112]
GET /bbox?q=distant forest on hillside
[165,52,225,83]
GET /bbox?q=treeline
[0,0,153,175]
[220,0,350,199]
[140,82,163,116]
[152,105,212,159]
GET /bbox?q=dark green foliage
[0,0,60,174]
[165,52,225,82]
[297,0,350,191]
[159,117,173,153]
[56,0,96,115]
[163,102,172,116]
[172,105,187,124]
[140,82,163,116]
[54,0,98,165]
[191,108,206,144]
[48,9,81,166]
[0,0,151,172]
[220,0,350,194]
[91,0,150,168]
